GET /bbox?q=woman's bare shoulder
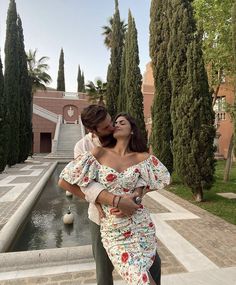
[91,146,104,158]
[136,152,150,162]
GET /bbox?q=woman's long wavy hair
[102,112,148,153]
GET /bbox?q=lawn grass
[168,160,236,225]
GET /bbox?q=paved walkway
[0,156,235,284]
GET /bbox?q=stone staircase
[214,152,225,160]
[47,124,83,159]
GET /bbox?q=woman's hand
[133,186,144,199]
[111,193,140,217]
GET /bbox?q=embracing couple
[58,104,170,285]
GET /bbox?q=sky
[0,0,151,92]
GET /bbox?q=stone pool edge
[0,162,58,253]
[0,161,93,271]
[0,244,93,272]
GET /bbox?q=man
[59,105,161,285]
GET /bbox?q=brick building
[142,62,235,159]
[32,90,90,153]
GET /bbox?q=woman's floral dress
[60,152,170,285]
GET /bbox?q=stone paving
[0,160,51,228]
[159,190,236,269]
[0,156,236,284]
[217,192,236,199]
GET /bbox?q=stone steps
[57,124,82,151]
[46,151,73,160]
[47,124,83,159]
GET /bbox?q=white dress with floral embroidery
[60,152,170,285]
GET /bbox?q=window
[213,96,226,112]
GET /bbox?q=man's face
[94,114,115,137]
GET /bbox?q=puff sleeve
[140,155,170,191]
[59,152,100,187]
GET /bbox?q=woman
[60,113,170,285]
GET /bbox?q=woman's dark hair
[81,104,108,131]
[103,112,148,153]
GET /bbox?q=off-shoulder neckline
[88,152,153,174]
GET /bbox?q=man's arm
[58,179,108,218]
[58,178,139,216]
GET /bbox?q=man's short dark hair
[81,105,108,131]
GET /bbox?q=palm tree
[85,79,107,106]
[102,17,127,49]
[27,49,52,94]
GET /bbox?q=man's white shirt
[74,133,104,225]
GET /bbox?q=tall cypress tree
[77,65,85,92]
[77,65,81,92]
[4,0,20,166]
[125,11,147,142]
[0,56,8,172]
[168,0,215,201]
[149,0,173,173]
[81,72,85,92]
[106,0,123,118]
[17,16,32,163]
[117,34,127,112]
[57,48,65,91]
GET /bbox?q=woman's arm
[58,178,85,199]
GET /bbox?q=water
[10,163,91,252]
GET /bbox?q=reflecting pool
[10,163,91,251]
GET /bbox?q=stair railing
[51,115,62,153]
[33,104,58,123]
[79,115,85,138]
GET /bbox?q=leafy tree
[194,1,235,182]
[0,56,8,172]
[102,16,127,49]
[224,1,236,181]
[4,0,20,166]
[85,79,106,106]
[77,65,85,92]
[193,0,233,104]
[149,0,173,173]
[125,11,147,143]
[57,48,65,91]
[168,0,215,201]
[233,1,236,156]
[105,0,124,118]
[17,16,32,162]
[26,49,51,157]
[27,49,52,94]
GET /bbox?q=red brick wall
[142,63,154,120]
[34,94,89,116]
[32,90,90,153]
[32,114,56,153]
[217,80,235,158]
[142,63,235,158]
